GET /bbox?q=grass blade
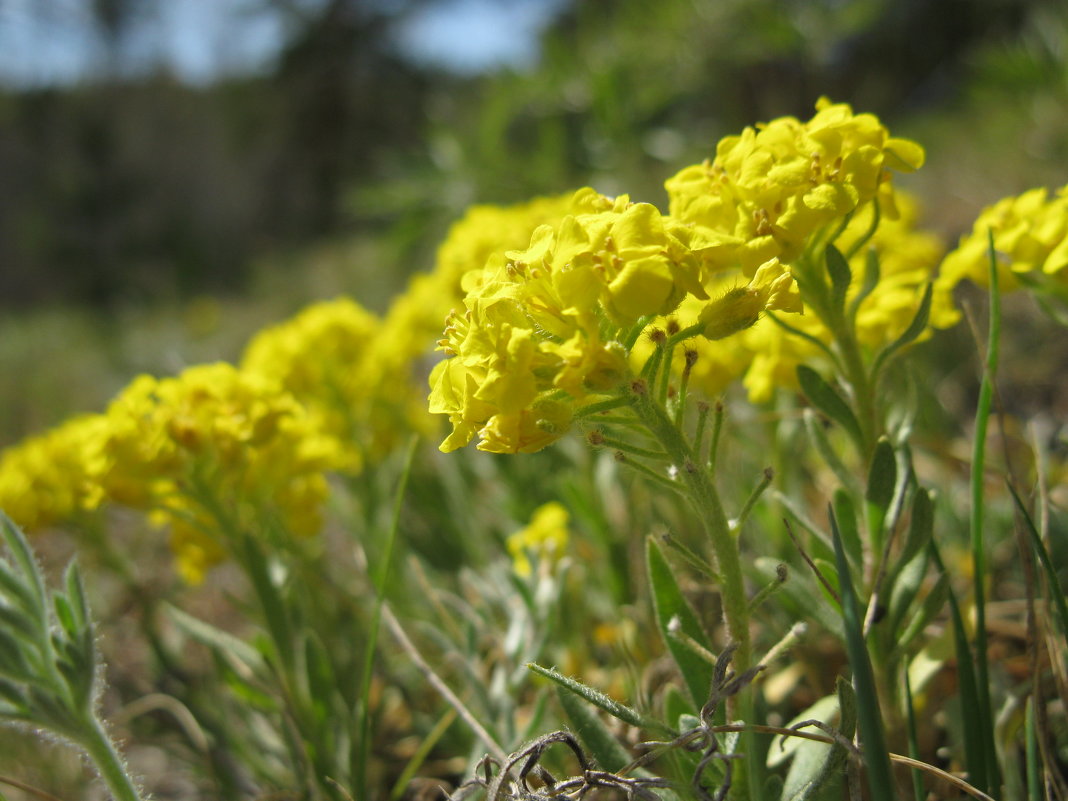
[1007,482,1068,654]
[829,504,894,801]
[929,541,988,791]
[903,671,924,801]
[355,436,418,798]
[967,230,1002,794]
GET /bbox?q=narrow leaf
[646,537,714,709]
[929,541,987,790]
[865,438,896,513]
[1008,483,1068,653]
[796,366,864,450]
[871,283,933,379]
[164,603,267,674]
[832,489,863,573]
[848,248,881,322]
[241,533,293,672]
[556,685,631,772]
[825,244,852,313]
[830,505,894,801]
[0,513,45,613]
[896,489,934,573]
[528,663,667,733]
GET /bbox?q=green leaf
[796,366,864,451]
[896,489,934,573]
[888,571,948,666]
[848,248,881,322]
[929,541,987,793]
[871,283,933,379]
[662,683,696,729]
[240,533,294,672]
[832,490,863,574]
[164,603,268,675]
[865,438,896,514]
[0,513,46,613]
[1008,483,1068,655]
[825,245,852,314]
[0,601,38,642]
[864,437,896,555]
[303,631,338,727]
[0,560,38,621]
[887,549,929,636]
[53,593,77,638]
[830,505,894,801]
[768,693,838,769]
[64,562,91,634]
[556,684,631,772]
[806,410,861,497]
[646,537,714,709]
[528,663,667,733]
[780,678,856,800]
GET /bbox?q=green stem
[971,230,1002,794]
[628,387,759,800]
[835,324,877,458]
[80,717,143,801]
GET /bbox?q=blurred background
[1,0,1067,442]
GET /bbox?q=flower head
[938,184,1068,294]
[666,97,924,273]
[507,501,570,576]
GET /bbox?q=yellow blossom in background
[0,415,105,531]
[434,192,577,290]
[506,501,570,576]
[666,97,924,274]
[938,184,1068,294]
[241,297,378,466]
[89,363,345,581]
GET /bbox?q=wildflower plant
[0,513,143,801]
[1,96,1067,801]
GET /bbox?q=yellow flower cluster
[663,194,955,402]
[428,187,795,453]
[0,359,346,583]
[430,101,928,448]
[506,501,570,577]
[666,97,925,272]
[938,184,1068,293]
[361,193,581,444]
[241,298,384,466]
[97,363,345,582]
[0,415,105,531]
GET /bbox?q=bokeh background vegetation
[3,0,1067,445]
[2,1,1068,798]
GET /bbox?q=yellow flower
[0,415,106,531]
[699,258,802,340]
[666,97,924,273]
[85,362,345,581]
[938,184,1068,294]
[663,193,953,404]
[506,501,570,576]
[241,297,380,467]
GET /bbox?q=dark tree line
[0,0,1062,307]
